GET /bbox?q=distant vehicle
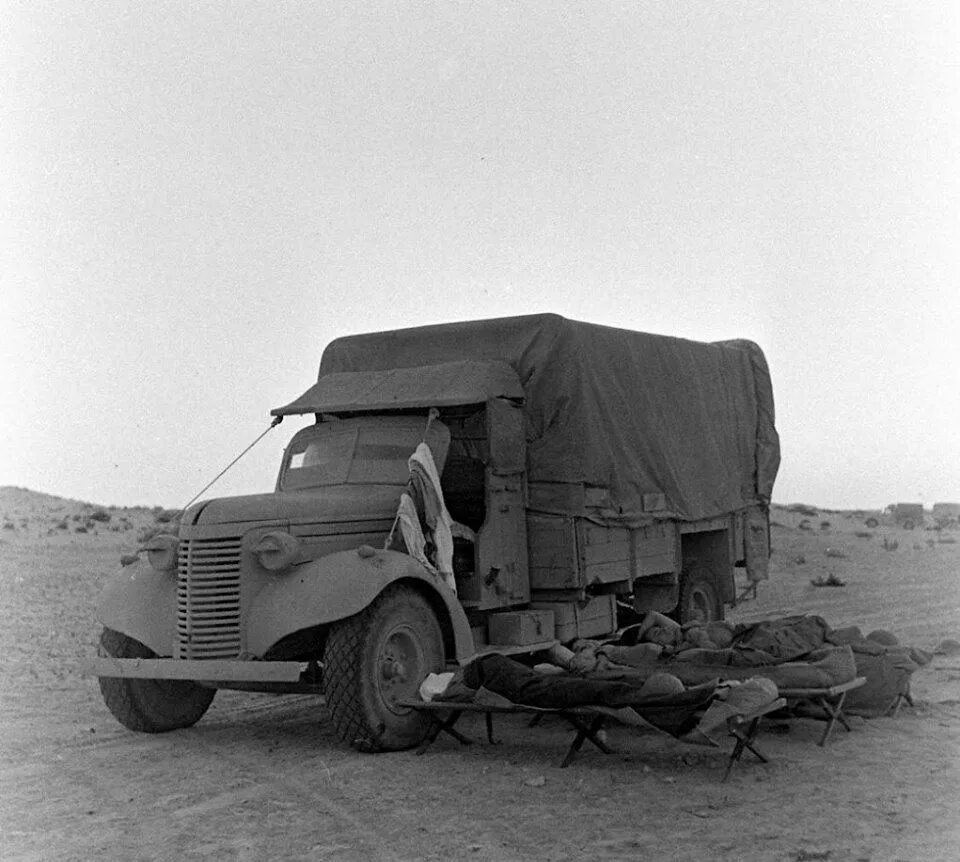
[888,503,924,530]
[932,502,960,528]
[864,503,925,530]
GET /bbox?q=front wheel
[677,564,724,625]
[324,585,445,752]
[97,628,216,732]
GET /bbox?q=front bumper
[81,657,303,683]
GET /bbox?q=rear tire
[324,585,444,752]
[97,628,215,732]
[677,564,724,625]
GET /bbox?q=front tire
[97,628,216,733]
[324,585,445,752]
[677,564,724,624]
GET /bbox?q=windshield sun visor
[272,359,523,416]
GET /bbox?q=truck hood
[185,485,404,527]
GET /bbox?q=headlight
[253,531,301,573]
[142,534,179,572]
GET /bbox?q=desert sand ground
[1,487,958,862]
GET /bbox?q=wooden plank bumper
[80,657,303,683]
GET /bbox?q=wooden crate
[530,594,617,642]
[470,624,488,649]
[487,609,555,645]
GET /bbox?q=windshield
[279,417,449,490]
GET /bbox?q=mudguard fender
[247,548,475,661]
[96,559,176,656]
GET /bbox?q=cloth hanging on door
[391,492,436,576]
[408,442,456,593]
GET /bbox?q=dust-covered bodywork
[92,313,781,753]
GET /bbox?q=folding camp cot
[400,696,788,780]
[776,676,866,746]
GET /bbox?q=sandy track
[1,497,959,861]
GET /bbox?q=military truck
[890,503,925,530]
[866,503,925,530]
[92,314,780,751]
[932,502,960,528]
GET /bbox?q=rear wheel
[677,564,724,625]
[97,628,215,732]
[324,585,445,752]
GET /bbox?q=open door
[454,398,528,610]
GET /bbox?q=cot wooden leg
[816,692,851,747]
[485,712,500,744]
[415,710,472,755]
[559,714,610,768]
[888,690,913,717]
[723,717,769,783]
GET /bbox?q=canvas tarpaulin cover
[273,360,523,415]
[307,314,779,525]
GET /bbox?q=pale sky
[2,1,958,511]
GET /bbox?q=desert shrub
[789,504,819,517]
[74,525,88,534]
[811,573,845,587]
[2,521,15,531]
[854,531,873,539]
[939,536,957,544]
[883,537,899,551]
[798,519,813,531]
[820,521,831,530]
[56,519,68,530]
[155,509,178,523]
[794,554,806,564]
[89,509,111,523]
[825,548,847,559]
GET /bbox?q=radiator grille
[176,537,243,659]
